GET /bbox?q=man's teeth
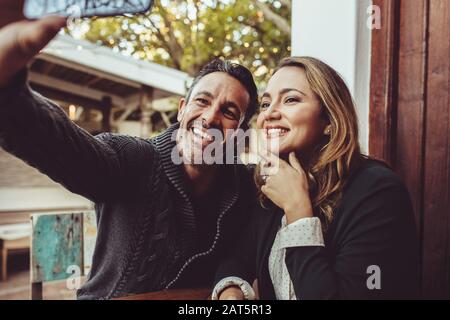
[266,128,289,137]
[192,127,214,142]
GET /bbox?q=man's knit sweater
[0,71,255,299]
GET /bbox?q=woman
[212,57,420,300]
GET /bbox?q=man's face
[176,72,250,165]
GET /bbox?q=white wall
[291,0,371,153]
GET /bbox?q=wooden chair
[30,211,97,300]
[0,223,31,281]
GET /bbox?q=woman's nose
[263,103,281,121]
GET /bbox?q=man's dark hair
[185,59,258,128]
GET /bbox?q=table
[116,288,212,300]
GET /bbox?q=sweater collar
[152,122,243,255]
[152,122,242,198]
[152,122,190,198]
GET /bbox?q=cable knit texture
[0,70,255,299]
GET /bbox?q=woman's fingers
[288,152,304,173]
[260,184,269,198]
[258,150,284,175]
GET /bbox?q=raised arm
[0,0,67,88]
[0,1,155,202]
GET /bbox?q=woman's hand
[218,286,245,300]
[260,152,313,224]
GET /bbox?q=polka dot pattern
[269,216,324,300]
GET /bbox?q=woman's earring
[325,128,331,136]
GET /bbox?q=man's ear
[177,98,186,122]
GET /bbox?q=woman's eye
[260,102,270,109]
[285,97,300,104]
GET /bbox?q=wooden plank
[116,288,211,300]
[29,84,105,111]
[395,0,428,232]
[2,237,29,250]
[0,212,31,225]
[369,0,450,299]
[30,282,43,300]
[101,96,112,132]
[82,211,97,276]
[28,71,127,108]
[31,213,83,283]
[422,0,450,299]
[447,27,450,300]
[369,0,400,165]
[1,240,6,282]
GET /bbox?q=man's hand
[218,286,245,300]
[0,0,67,87]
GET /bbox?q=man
[0,1,258,299]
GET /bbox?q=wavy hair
[255,57,364,231]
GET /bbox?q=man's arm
[0,70,155,202]
[0,3,155,201]
[0,0,67,87]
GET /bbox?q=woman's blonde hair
[255,56,364,231]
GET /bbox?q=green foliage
[69,0,291,87]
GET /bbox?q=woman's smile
[264,125,290,139]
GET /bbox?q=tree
[69,0,291,86]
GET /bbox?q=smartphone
[23,0,154,19]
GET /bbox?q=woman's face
[256,66,328,157]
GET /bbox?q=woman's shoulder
[349,158,403,187]
[342,158,409,202]
[334,158,414,230]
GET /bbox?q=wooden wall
[370,0,449,299]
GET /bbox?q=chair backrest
[30,211,97,299]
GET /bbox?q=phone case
[23,0,153,19]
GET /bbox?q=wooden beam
[29,71,126,108]
[37,54,142,89]
[101,96,112,132]
[160,112,172,128]
[113,107,138,124]
[30,84,104,111]
[41,35,192,96]
[422,0,450,299]
[369,0,400,165]
[139,86,155,138]
[395,0,429,238]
